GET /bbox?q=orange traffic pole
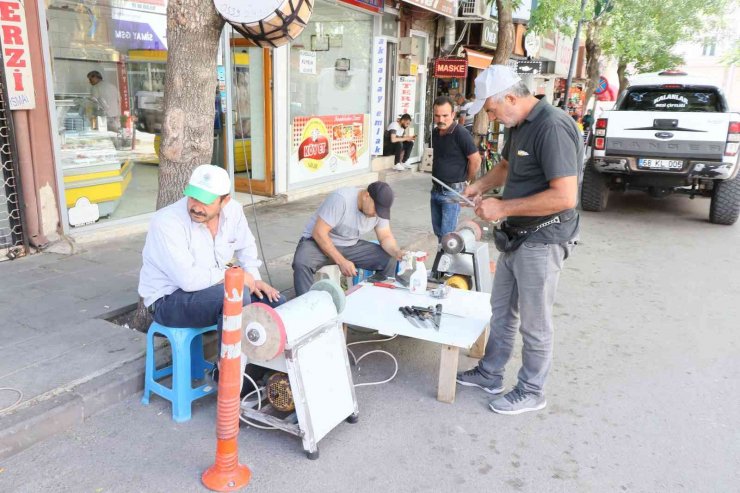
[202,267,251,491]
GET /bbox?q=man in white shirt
[139,164,284,331]
[87,70,121,132]
[383,114,416,170]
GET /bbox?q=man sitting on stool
[138,164,285,385]
[292,181,404,296]
[383,114,416,171]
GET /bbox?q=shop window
[287,1,374,188]
[47,0,168,227]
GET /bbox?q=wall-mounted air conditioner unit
[461,0,490,19]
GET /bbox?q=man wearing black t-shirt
[430,96,481,240]
[456,65,581,416]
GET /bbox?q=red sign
[434,58,468,79]
[339,0,383,13]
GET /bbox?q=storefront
[285,0,380,189]
[43,0,273,229]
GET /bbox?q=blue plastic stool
[141,322,217,422]
[351,240,401,285]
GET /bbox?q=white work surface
[340,283,492,403]
[341,284,491,347]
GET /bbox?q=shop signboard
[0,0,35,109]
[290,114,370,185]
[401,0,455,18]
[481,21,497,50]
[434,58,467,79]
[395,76,416,117]
[339,0,383,13]
[370,37,387,156]
[112,0,168,51]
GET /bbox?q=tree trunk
[582,20,602,112]
[617,59,629,94]
[157,0,225,209]
[472,0,514,139]
[132,0,225,332]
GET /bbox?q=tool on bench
[399,304,443,330]
[398,306,423,328]
[373,282,409,290]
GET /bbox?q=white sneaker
[402,162,416,170]
[393,163,406,171]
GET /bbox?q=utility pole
[563,0,588,115]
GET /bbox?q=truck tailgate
[605,112,729,160]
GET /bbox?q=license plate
[637,158,683,170]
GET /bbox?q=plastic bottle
[409,254,428,295]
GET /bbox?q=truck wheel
[709,175,740,225]
[580,161,609,212]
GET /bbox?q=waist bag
[493,210,576,253]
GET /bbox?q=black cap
[367,181,394,220]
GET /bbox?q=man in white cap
[139,164,284,331]
[456,65,581,415]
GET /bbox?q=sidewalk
[0,171,445,460]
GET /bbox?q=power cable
[0,387,23,414]
[229,28,274,287]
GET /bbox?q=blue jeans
[430,189,461,240]
[152,284,286,330]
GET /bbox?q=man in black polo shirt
[456,65,581,415]
[430,96,481,241]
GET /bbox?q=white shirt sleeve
[148,216,225,292]
[233,210,263,281]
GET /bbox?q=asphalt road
[4,191,739,492]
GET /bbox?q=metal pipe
[563,0,588,114]
[12,109,45,249]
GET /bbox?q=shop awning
[465,49,494,70]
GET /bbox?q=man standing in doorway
[456,65,581,415]
[455,93,475,133]
[87,70,121,132]
[430,96,481,241]
[384,114,416,171]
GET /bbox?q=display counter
[60,131,133,217]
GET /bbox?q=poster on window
[395,76,416,118]
[290,114,370,185]
[112,0,168,51]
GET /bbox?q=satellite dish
[214,0,314,48]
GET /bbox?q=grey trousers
[478,241,575,396]
[292,238,397,296]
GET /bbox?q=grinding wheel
[446,275,471,291]
[441,232,465,255]
[241,303,287,361]
[458,220,482,241]
[310,279,346,314]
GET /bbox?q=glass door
[408,30,428,163]
[230,36,273,196]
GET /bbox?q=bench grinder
[240,280,358,459]
[431,220,492,293]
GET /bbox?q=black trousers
[385,140,414,164]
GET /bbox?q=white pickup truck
[581,71,740,224]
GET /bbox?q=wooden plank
[437,345,459,403]
[469,324,489,359]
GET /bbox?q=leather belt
[431,181,466,193]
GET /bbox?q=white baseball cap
[467,65,522,116]
[184,164,231,205]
